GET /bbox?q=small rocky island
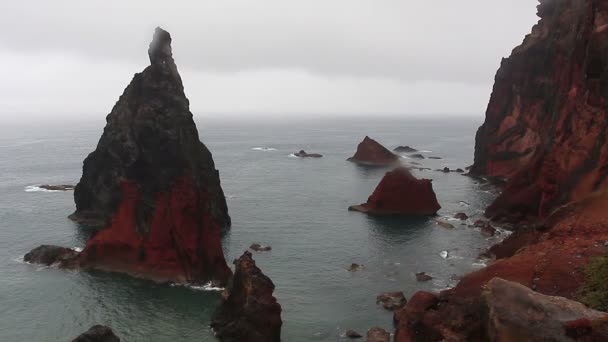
[212,251,282,342]
[349,167,440,216]
[293,150,323,158]
[347,136,400,166]
[25,27,233,286]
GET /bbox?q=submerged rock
[211,251,282,342]
[376,291,407,311]
[347,263,363,272]
[39,184,75,191]
[348,167,440,216]
[415,272,433,282]
[24,245,79,267]
[71,325,120,342]
[347,136,400,166]
[366,327,391,342]
[293,150,323,158]
[409,154,425,159]
[428,157,442,160]
[26,28,232,286]
[394,146,418,153]
[345,330,362,339]
[454,212,468,220]
[249,243,272,252]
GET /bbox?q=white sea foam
[251,147,277,151]
[440,250,449,259]
[418,150,433,153]
[71,247,83,253]
[472,262,487,268]
[288,154,298,158]
[171,282,224,291]
[25,185,61,193]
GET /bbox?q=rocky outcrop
[471,0,608,222]
[394,146,418,153]
[376,291,407,311]
[349,167,440,216]
[72,325,120,342]
[347,136,399,166]
[39,184,74,191]
[211,251,282,342]
[484,278,608,342]
[293,150,323,158]
[25,28,232,286]
[24,245,79,267]
[393,190,608,341]
[366,328,391,342]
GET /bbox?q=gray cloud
[0,0,539,119]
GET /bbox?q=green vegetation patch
[580,256,608,311]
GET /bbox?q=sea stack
[470,0,608,222]
[26,28,232,286]
[349,167,440,216]
[347,136,399,166]
[211,251,282,342]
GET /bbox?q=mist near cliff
[0,1,538,122]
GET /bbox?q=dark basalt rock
[454,212,469,220]
[347,136,400,166]
[71,325,120,342]
[428,156,442,160]
[24,28,233,286]
[39,184,75,191]
[394,146,418,153]
[409,154,425,159]
[293,150,323,158]
[345,329,363,339]
[415,272,433,282]
[250,243,272,252]
[24,245,79,267]
[211,251,282,342]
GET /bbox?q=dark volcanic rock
[470,0,608,222]
[376,291,407,311]
[249,243,272,252]
[348,167,440,216]
[345,330,363,339]
[347,136,399,166]
[72,325,120,342]
[428,156,442,160]
[24,245,79,267]
[211,251,282,342]
[409,154,425,159]
[454,212,468,220]
[39,184,75,191]
[293,150,323,158]
[415,272,433,282]
[394,146,418,153]
[347,263,363,272]
[40,27,234,286]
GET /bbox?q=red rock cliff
[349,167,440,216]
[471,0,608,221]
[69,27,232,285]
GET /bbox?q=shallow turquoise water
[0,116,497,341]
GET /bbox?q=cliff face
[472,0,608,221]
[70,27,232,285]
[349,167,440,216]
[211,251,282,342]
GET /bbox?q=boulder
[348,167,440,216]
[484,278,608,342]
[415,272,433,282]
[348,263,363,272]
[71,325,120,342]
[347,136,400,166]
[435,220,454,229]
[409,154,425,159]
[23,245,79,268]
[454,213,468,220]
[250,243,272,252]
[211,251,282,342]
[39,184,75,191]
[366,327,390,342]
[345,330,363,339]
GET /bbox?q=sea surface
[0,116,499,341]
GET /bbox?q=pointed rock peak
[148,27,174,66]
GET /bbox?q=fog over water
[0,1,539,122]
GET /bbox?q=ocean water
[0,116,498,341]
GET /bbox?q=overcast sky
[0,1,539,122]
